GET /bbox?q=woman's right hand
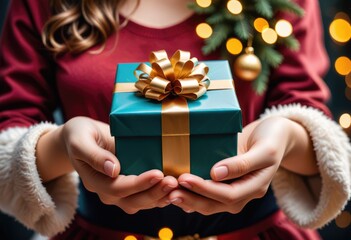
[37,116,178,213]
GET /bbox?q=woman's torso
[53,13,277,237]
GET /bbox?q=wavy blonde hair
[42,0,130,54]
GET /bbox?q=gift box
[110,51,242,179]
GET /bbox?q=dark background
[317,0,351,238]
[0,0,350,239]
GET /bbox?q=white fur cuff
[0,123,79,237]
[261,104,351,228]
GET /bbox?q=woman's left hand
[168,116,317,214]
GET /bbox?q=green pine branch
[223,10,244,21]
[254,0,273,18]
[278,35,300,51]
[233,16,252,40]
[206,11,225,25]
[202,24,231,55]
[269,0,304,17]
[257,46,283,68]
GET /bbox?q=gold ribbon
[115,50,234,177]
[161,97,190,177]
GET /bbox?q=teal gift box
[110,60,242,179]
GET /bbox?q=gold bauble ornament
[233,46,262,81]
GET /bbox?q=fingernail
[104,160,115,177]
[213,166,228,180]
[170,198,182,205]
[180,182,192,189]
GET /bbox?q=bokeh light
[335,12,350,21]
[346,72,351,88]
[335,210,351,228]
[329,18,351,43]
[262,28,278,44]
[335,56,351,76]
[275,20,293,37]
[254,18,269,33]
[196,23,213,39]
[158,227,173,240]
[227,0,243,15]
[124,236,137,240]
[226,38,243,55]
[196,0,212,8]
[339,113,351,129]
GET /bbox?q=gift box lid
[110,60,242,137]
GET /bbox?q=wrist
[280,118,318,175]
[36,125,74,182]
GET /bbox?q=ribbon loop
[135,79,151,95]
[134,50,210,101]
[174,79,200,95]
[150,50,169,63]
[150,76,172,94]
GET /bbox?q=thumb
[210,142,273,182]
[71,137,120,178]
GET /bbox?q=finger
[118,176,178,209]
[69,134,120,178]
[210,141,279,181]
[178,169,274,205]
[168,188,225,215]
[171,190,250,215]
[76,162,164,197]
[111,170,167,197]
[178,174,238,203]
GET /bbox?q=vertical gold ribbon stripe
[161,97,190,177]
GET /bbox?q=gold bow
[134,50,210,101]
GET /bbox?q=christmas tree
[190,0,304,93]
